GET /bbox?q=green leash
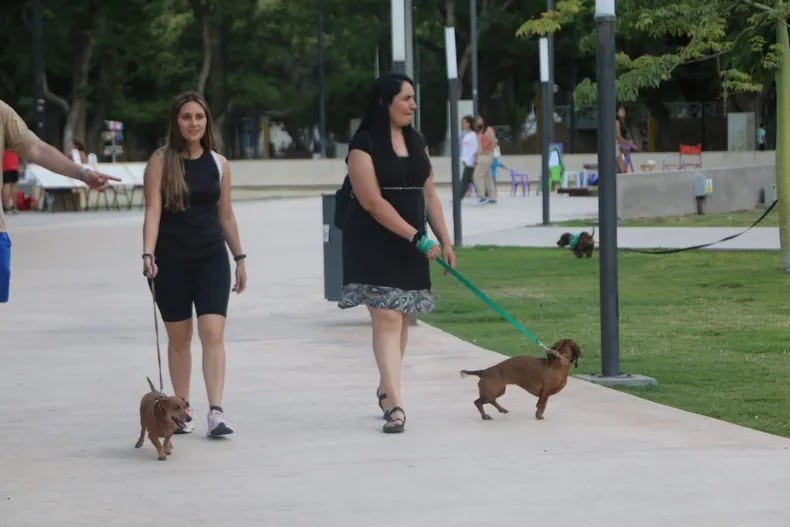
[434,256,550,353]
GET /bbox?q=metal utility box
[763,184,777,205]
[322,193,343,301]
[693,176,713,197]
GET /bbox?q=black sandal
[382,406,406,434]
[376,389,388,418]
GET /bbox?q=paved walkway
[1,191,788,526]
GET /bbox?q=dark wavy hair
[353,72,430,173]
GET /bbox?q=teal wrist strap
[416,235,436,254]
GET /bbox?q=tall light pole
[391,0,406,73]
[445,27,462,247]
[577,0,655,388]
[33,0,45,138]
[470,0,478,117]
[404,0,414,78]
[595,0,620,377]
[539,37,552,224]
[317,0,327,158]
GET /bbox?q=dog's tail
[591,227,596,240]
[460,369,485,378]
[146,376,156,392]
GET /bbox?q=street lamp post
[317,0,327,158]
[470,0,478,117]
[577,0,655,388]
[33,0,45,138]
[539,37,552,224]
[445,27,462,247]
[595,0,620,377]
[391,0,406,73]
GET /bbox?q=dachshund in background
[460,339,581,421]
[557,228,595,258]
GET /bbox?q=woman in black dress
[338,73,455,433]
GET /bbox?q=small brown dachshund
[557,229,595,258]
[460,339,581,420]
[135,377,192,461]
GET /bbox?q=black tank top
[156,149,225,259]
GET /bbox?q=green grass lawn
[556,207,778,227]
[420,246,790,437]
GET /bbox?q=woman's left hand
[233,261,247,294]
[441,244,456,270]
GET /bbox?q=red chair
[509,168,529,196]
[679,143,702,169]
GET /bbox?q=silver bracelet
[77,166,91,181]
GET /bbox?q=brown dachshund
[460,339,581,420]
[135,377,192,460]
[557,229,595,258]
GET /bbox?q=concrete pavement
[1,190,788,527]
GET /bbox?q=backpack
[333,175,354,229]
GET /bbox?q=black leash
[623,200,777,255]
[147,277,165,392]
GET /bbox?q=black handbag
[333,175,354,229]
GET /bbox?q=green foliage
[520,0,790,104]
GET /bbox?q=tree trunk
[456,0,514,92]
[88,51,114,157]
[190,0,213,96]
[197,11,212,95]
[775,15,790,271]
[63,37,94,155]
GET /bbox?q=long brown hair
[159,91,217,212]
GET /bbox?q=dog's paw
[535,413,545,420]
[498,408,509,414]
[134,440,143,448]
[157,454,167,461]
[482,414,493,420]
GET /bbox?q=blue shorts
[0,232,10,303]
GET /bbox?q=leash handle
[434,257,548,350]
[148,277,164,393]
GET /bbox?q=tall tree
[519,0,790,270]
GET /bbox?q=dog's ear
[154,398,164,414]
[570,341,582,367]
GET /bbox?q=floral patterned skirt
[338,283,435,314]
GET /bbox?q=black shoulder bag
[333,175,354,229]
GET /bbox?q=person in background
[757,123,767,151]
[71,139,89,163]
[472,114,498,204]
[459,115,478,199]
[0,98,118,304]
[615,105,638,173]
[2,149,20,214]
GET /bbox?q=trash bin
[322,193,343,301]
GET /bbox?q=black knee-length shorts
[152,245,231,322]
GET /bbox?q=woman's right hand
[142,254,158,278]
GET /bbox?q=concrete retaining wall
[224,150,776,188]
[100,150,776,189]
[616,165,776,219]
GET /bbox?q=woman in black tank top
[141,91,247,438]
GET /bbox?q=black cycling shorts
[151,245,231,322]
[3,170,20,184]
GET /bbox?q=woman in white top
[459,115,478,198]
